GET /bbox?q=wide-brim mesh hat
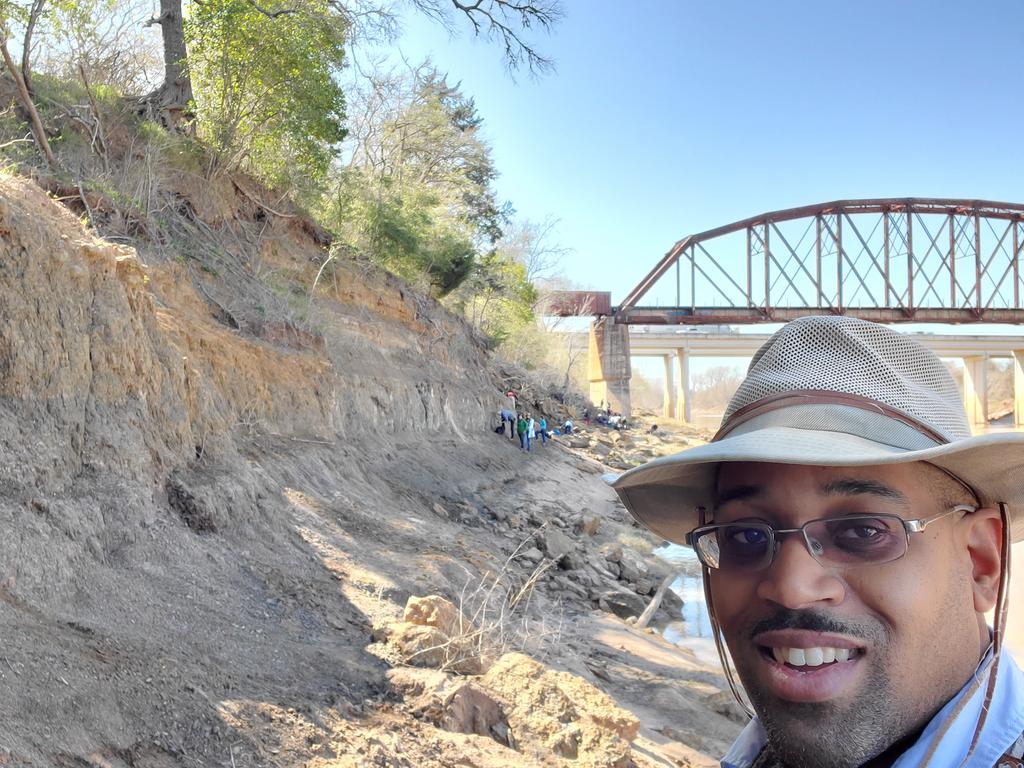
[611,315,1024,543]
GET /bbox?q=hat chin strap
[955,501,1011,767]
[699,505,755,719]
[704,567,755,719]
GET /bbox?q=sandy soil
[0,174,744,768]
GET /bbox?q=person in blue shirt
[499,408,515,440]
[610,316,1024,768]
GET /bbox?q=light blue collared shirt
[721,648,1024,768]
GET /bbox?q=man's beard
[732,609,909,768]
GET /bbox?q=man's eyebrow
[823,479,909,506]
[715,484,762,507]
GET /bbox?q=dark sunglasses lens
[699,524,772,570]
[809,515,906,565]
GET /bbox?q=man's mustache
[749,610,886,643]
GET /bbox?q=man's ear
[961,507,1003,613]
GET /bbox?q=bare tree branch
[244,0,300,18]
[0,23,57,168]
[409,0,562,76]
[21,0,46,94]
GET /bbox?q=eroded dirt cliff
[0,174,740,767]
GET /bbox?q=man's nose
[755,533,846,609]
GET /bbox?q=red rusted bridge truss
[584,198,1024,325]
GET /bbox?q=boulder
[602,544,623,564]
[388,668,510,743]
[481,652,640,766]
[444,681,510,742]
[576,515,602,536]
[598,589,647,620]
[390,623,452,670]
[520,547,545,564]
[587,557,619,581]
[660,586,684,617]
[539,528,574,562]
[387,595,488,674]
[562,549,588,572]
[617,548,650,584]
[590,441,613,458]
[552,575,589,600]
[632,577,654,595]
[404,595,470,638]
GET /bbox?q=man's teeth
[771,647,853,666]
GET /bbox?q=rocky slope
[0,173,741,767]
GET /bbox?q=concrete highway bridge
[627,328,1024,427]
[549,198,1024,425]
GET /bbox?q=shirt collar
[719,647,1024,768]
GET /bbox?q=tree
[0,7,56,166]
[187,0,348,189]
[144,0,191,126]
[19,0,44,92]
[691,365,744,413]
[407,0,563,76]
[323,64,505,294]
[146,0,562,129]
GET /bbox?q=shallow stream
[651,544,723,666]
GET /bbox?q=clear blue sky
[392,0,1024,306]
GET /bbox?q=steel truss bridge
[594,198,1024,325]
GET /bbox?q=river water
[651,545,723,666]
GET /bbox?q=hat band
[713,390,951,445]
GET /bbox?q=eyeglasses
[685,505,975,572]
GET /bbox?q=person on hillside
[499,408,515,439]
[517,414,529,452]
[583,407,591,425]
[609,315,1024,768]
[563,418,574,435]
[538,417,548,445]
[527,415,536,445]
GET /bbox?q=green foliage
[187,0,348,196]
[322,67,505,296]
[448,248,537,345]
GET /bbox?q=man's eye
[728,527,768,546]
[828,518,896,546]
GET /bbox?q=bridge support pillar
[675,349,691,423]
[662,355,676,419]
[588,318,631,416]
[1014,351,1024,428]
[962,355,988,427]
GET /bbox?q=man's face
[710,462,985,768]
